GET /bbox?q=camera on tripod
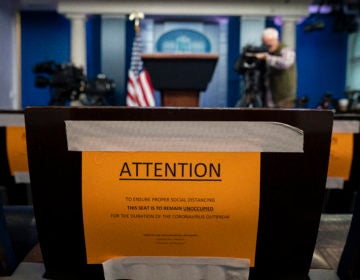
[33,60,115,106]
[234,44,268,108]
[234,44,269,74]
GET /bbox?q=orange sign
[82,152,260,265]
[327,133,353,180]
[6,127,29,175]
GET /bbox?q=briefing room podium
[141,53,218,107]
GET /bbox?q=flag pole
[126,11,155,107]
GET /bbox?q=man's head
[262,28,280,53]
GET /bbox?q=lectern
[141,53,218,107]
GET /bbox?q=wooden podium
[141,53,218,107]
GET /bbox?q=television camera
[33,61,115,106]
[234,44,268,108]
[82,74,116,106]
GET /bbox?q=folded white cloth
[103,256,250,280]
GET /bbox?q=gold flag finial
[129,12,144,34]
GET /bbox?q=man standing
[254,27,297,108]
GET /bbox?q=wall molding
[57,0,309,17]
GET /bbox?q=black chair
[323,114,360,214]
[0,202,17,275]
[0,203,38,276]
[337,189,360,279]
[24,107,333,280]
[0,110,30,205]
[0,111,37,276]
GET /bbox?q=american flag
[126,32,155,107]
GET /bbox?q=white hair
[262,28,279,40]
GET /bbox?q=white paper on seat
[326,177,345,189]
[14,171,30,184]
[0,113,25,127]
[332,120,360,133]
[65,121,304,153]
[103,256,250,280]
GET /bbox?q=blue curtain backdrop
[21,11,101,108]
[297,14,348,108]
[227,17,241,107]
[86,15,101,82]
[21,11,70,107]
